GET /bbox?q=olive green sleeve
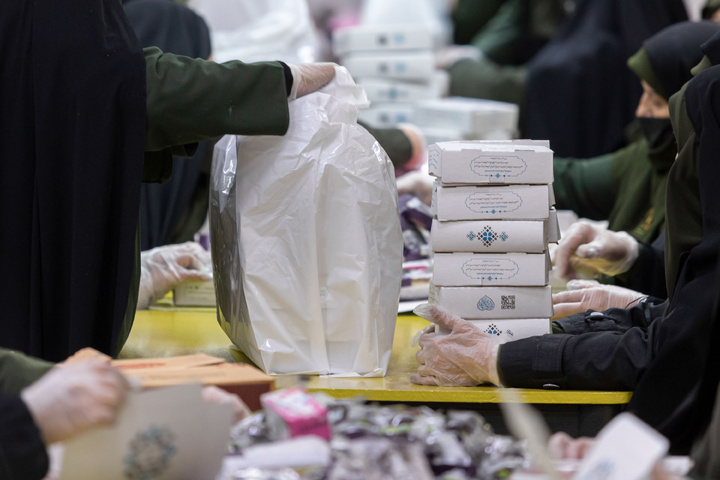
[552,152,617,220]
[0,349,53,396]
[143,47,290,152]
[448,57,527,107]
[471,0,523,64]
[452,0,506,45]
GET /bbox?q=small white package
[210,66,402,376]
[430,218,548,253]
[357,72,448,103]
[413,97,519,137]
[432,252,550,287]
[333,25,433,56]
[428,141,554,185]
[433,184,552,221]
[173,280,216,307]
[429,284,553,319]
[358,103,415,128]
[342,51,436,80]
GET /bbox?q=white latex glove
[548,432,596,460]
[396,169,434,206]
[552,221,639,281]
[201,386,252,424]
[411,304,501,386]
[288,63,337,100]
[552,280,648,319]
[21,361,129,445]
[138,241,212,309]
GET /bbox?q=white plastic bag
[210,67,403,376]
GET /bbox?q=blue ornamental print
[476,296,496,311]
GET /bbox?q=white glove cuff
[488,343,503,387]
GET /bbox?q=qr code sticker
[501,295,516,310]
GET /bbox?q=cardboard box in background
[429,284,553,319]
[333,25,433,56]
[428,141,553,185]
[413,98,519,137]
[432,252,550,287]
[341,51,436,80]
[174,280,216,307]
[430,218,548,253]
[357,103,416,128]
[68,349,274,411]
[357,72,448,103]
[433,184,552,221]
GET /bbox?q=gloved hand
[396,169,434,206]
[138,241,212,309]
[552,280,647,319]
[201,386,252,424]
[410,304,501,386]
[288,63,337,100]
[552,221,639,281]
[21,361,129,444]
[548,432,595,460]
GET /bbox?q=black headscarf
[628,21,720,101]
[0,0,146,360]
[123,0,212,250]
[524,0,687,158]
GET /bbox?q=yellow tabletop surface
[121,303,632,405]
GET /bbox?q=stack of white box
[428,140,561,342]
[332,25,448,128]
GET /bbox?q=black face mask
[638,117,675,149]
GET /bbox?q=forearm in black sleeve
[0,395,48,480]
[615,232,667,300]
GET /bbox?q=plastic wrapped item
[328,438,435,480]
[261,387,331,441]
[210,66,402,376]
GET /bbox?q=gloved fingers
[553,222,599,279]
[565,437,596,460]
[574,239,607,260]
[202,386,252,424]
[565,279,600,291]
[417,364,442,378]
[415,347,426,365]
[411,323,436,347]
[410,374,439,386]
[548,432,574,459]
[288,63,338,100]
[551,301,585,320]
[413,304,467,332]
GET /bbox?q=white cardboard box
[467,318,551,342]
[333,25,433,56]
[428,141,553,185]
[342,51,436,80]
[430,218,547,253]
[433,184,551,221]
[174,280,216,307]
[432,252,550,286]
[548,207,561,243]
[357,72,448,103]
[429,284,553,319]
[357,103,415,128]
[413,97,519,136]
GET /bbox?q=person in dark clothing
[0,0,335,362]
[124,0,215,250]
[412,29,720,454]
[525,0,687,158]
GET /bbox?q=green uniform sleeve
[452,0,506,45]
[448,57,527,106]
[552,152,617,220]
[0,349,53,396]
[143,47,290,152]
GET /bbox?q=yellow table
[121,306,631,405]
